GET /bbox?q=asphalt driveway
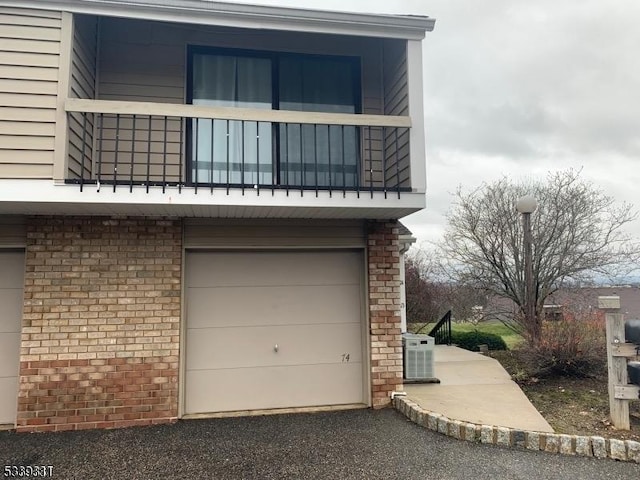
[1,409,638,480]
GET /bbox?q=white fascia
[8,0,435,39]
[0,180,425,219]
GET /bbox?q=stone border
[393,396,640,463]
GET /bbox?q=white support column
[406,39,426,193]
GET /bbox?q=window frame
[185,45,363,187]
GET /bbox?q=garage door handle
[274,344,279,353]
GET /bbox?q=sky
[403,0,640,250]
[229,1,640,247]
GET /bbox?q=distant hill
[482,285,640,322]
[546,286,640,320]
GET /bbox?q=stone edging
[393,396,640,463]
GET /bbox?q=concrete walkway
[405,345,554,432]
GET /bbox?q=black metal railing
[428,310,452,345]
[66,111,411,198]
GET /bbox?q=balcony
[4,11,427,219]
[65,99,411,200]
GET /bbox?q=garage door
[185,250,365,414]
[0,250,24,424]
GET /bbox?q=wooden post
[601,296,630,429]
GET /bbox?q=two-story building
[0,0,434,431]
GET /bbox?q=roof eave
[12,0,435,39]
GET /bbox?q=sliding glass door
[191,52,273,185]
[279,56,358,188]
[188,47,360,188]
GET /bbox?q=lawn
[451,321,523,349]
[409,320,523,349]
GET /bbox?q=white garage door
[0,250,24,424]
[185,250,365,414]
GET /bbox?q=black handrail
[427,310,452,345]
[68,111,411,198]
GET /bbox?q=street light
[516,195,537,341]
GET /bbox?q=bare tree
[405,248,488,326]
[439,169,639,343]
[405,250,443,325]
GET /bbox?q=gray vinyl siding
[383,41,410,188]
[0,8,61,179]
[97,18,383,104]
[68,14,97,180]
[360,41,383,188]
[96,115,183,184]
[95,17,400,186]
[0,216,26,247]
[184,219,366,248]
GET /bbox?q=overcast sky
[400,0,640,249]
[235,1,640,247]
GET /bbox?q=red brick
[76,422,98,430]
[17,217,181,431]
[367,221,402,409]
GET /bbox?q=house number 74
[342,353,350,363]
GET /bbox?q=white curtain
[190,52,359,188]
[191,54,272,185]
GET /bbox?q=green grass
[409,320,523,349]
[452,321,523,349]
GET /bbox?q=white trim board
[65,99,412,127]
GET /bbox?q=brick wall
[367,221,402,408]
[17,217,181,432]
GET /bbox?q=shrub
[451,330,507,352]
[519,308,606,378]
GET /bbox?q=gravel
[1,409,639,479]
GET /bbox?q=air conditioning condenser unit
[402,333,435,380]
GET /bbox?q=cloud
[425,1,640,156]
[404,0,640,245]
[219,0,431,15]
